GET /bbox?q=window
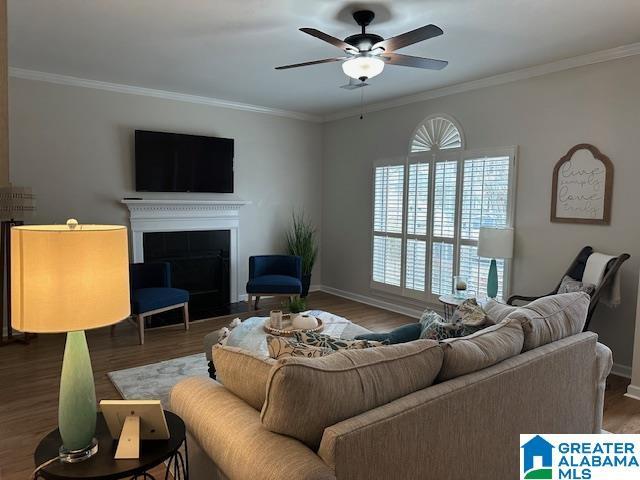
[372,115,516,301]
[372,165,404,288]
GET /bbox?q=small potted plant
[286,211,318,297]
[285,296,306,323]
[284,297,318,329]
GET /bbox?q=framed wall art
[550,143,613,224]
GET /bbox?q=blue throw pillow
[355,323,422,344]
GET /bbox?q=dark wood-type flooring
[1,292,638,479]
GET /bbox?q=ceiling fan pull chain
[360,87,365,120]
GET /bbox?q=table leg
[164,438,188,480]
[208,360,216,380]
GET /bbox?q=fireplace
[144,230,230,322]
[122,198,250,325]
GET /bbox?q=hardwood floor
[0,291,637,479]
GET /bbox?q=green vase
[59,330,97,455]
[487,258,498,299]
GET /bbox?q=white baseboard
[319,285,424,319]
[611,363,632,379]
[624,385,640,401]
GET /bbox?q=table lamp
[11,219,130,463]
[477,227,514,299]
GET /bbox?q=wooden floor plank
[0,291,636,479]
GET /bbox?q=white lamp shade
[11,223,130,333]
[477,227,514,259]
[342,56,385,80]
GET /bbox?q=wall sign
[551,143,613,224]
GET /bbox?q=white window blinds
[372,138,515,300]
[405,163,429,292]
[373,165,404,287]
[458,156,511,297]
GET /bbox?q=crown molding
[10,41,640,124]
[323,41,640,122]
[8,67,323,123]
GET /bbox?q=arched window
[410,114,464,153]
[372,114,516,302]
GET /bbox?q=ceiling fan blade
[373,24,443,52]
[340,78,369,90]
[275,57,347,70]
[382,52,448,70]
[300,28,358,53]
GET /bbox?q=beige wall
[9,77,324,292]
[322,55,640,369]
[0,0,8,185]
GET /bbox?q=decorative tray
[264,315,324,337]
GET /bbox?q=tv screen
[135,130,234,193]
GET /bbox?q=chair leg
[255,296,260,310]
[247,295,253,311]
[183,303,190,331]
[137,314,145,345]
[110,323,117,336]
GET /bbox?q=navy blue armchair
[246,255,302,310]
[111,262,190,345]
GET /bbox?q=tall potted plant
[286,211,318,298]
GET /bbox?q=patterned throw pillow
[451,298,489,326]
[557,275,596,296]
[294,331,387,350]
[419,309,483,341]
[419,310,446,331]
[267,335,333,360]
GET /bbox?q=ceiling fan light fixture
[342,55,384,80]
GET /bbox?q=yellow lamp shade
[11,222,130,333]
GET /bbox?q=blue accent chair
[112,262,190,345]
[246,255,302,310]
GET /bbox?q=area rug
[107,353,209,409]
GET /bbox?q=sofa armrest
[594,342,613,432]
[169,377,335,480]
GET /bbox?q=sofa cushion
[437,318,524,381]
[354,323,422,344]
[130,287,189,314]
[246,274,302,294]
[483,299,518,324]
[261,340,443,450]
[212,345,277,410]
[505,292,590,351]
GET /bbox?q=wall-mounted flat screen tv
[135,130,234,193]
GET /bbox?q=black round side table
[33,411,188,480]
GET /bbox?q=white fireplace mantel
[121,198,251,303]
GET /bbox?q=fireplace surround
[122,199,250,320]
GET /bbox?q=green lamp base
[58,330,98,463]
[487,258,498,299]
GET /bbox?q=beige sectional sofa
[170,292,613,480]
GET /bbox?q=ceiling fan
[275,10,448,86]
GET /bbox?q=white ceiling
[8,0,640,117]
